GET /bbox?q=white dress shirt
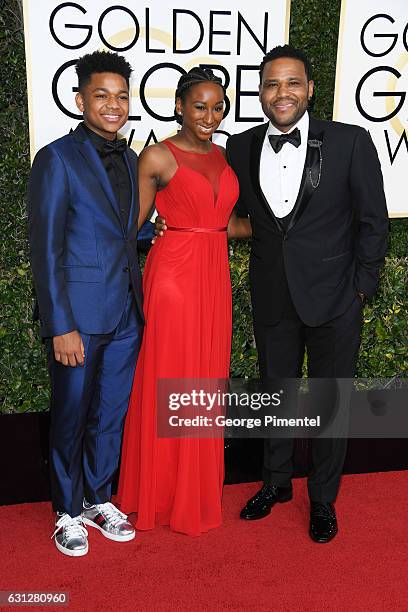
[259,112,309,218]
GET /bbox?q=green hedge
[0,0,406,413]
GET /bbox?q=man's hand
[53,330,85,367]
[227,211,252,239]
[152,215,167,244]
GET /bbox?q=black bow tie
[99,138,127,158]
[269,128,301,153]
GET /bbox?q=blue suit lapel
[73,130,122,224]
[123,149,138,234]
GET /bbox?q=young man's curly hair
[75,51,133,90]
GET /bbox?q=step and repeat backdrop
[22,0,407,216]
[22,0,290,153]
[334,0,408,217]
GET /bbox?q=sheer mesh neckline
[165,140,217,156]
[163,139,226,202]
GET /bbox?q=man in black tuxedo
[226,45,388,542]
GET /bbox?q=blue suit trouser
[46,290,142,517]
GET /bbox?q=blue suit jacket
[28,124,143,338]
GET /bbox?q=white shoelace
[95,502,128,527]
[51,513,88,540]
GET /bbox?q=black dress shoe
[309,502,338,543]
[240,483,293,520]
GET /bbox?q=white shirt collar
[266,111,309,142]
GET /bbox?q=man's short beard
[267,104,308,129]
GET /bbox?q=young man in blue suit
[28,51,143,556]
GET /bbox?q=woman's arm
[137,146,161,229]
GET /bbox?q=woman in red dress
[118,68,242,536]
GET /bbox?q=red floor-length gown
[118,141,239,536]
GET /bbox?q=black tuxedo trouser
[253,295,363,502]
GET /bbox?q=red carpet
[1,472,408,611]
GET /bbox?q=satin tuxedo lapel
[72,125,122,225]
[250,124,283,233]
[250,117,325,234]
[286,117,325,233]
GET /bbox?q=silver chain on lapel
[307,139,323,188]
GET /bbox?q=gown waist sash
[166,226,227,233]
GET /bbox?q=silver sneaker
[82,501,135,542]
[52,513,88,557]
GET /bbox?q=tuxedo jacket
[28,124,143,338]
[226,115,389,327]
